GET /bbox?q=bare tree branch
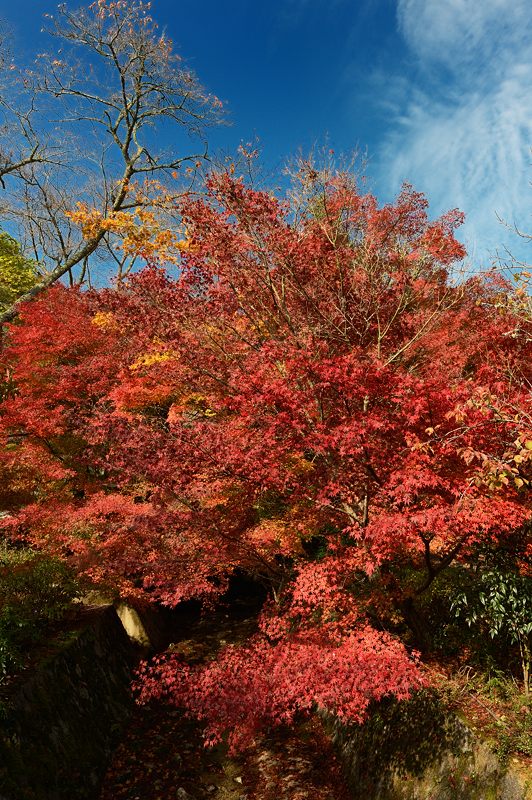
[0,0,223,322]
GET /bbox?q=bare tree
[0,24,54,188]
[0,0,222,322]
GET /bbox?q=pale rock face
[82,593,166,649]
[115,603,152,647]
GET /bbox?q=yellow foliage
[167,393,217,422]
[285,454,315,476]
[129,351,176,370]
[65,202,190,265]
[91,311,121,331]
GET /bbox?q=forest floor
[98,605,351,800]
[426,657,532,772]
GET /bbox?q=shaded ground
[99,705,350,800]
[99,606,351,800]
[426,659,532,769]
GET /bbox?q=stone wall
[329,691,531,800]
[0,606,135,800]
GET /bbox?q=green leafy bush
[0,231,39,313]
[452,562,532,697]
[0,544,80,681]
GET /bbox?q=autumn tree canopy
[1,165,531,748]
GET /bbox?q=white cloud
[397,0,528,69]
[377,0,532,266]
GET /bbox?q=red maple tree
[1,166,531,748]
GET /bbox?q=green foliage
[0,231,39,312]
[0,543,80,682]
[452,561,532,695]
[454,569,532,642]
[253,489,288,521]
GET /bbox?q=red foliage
[1,170,531,747]
[136,626,423,753]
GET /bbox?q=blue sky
[3,0,531,267]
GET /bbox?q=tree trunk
[519,635,531,698]
[400,597,433,653]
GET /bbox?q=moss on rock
[329,691,531,800]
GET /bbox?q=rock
[176,789,194,800]
[328,692,532,800]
